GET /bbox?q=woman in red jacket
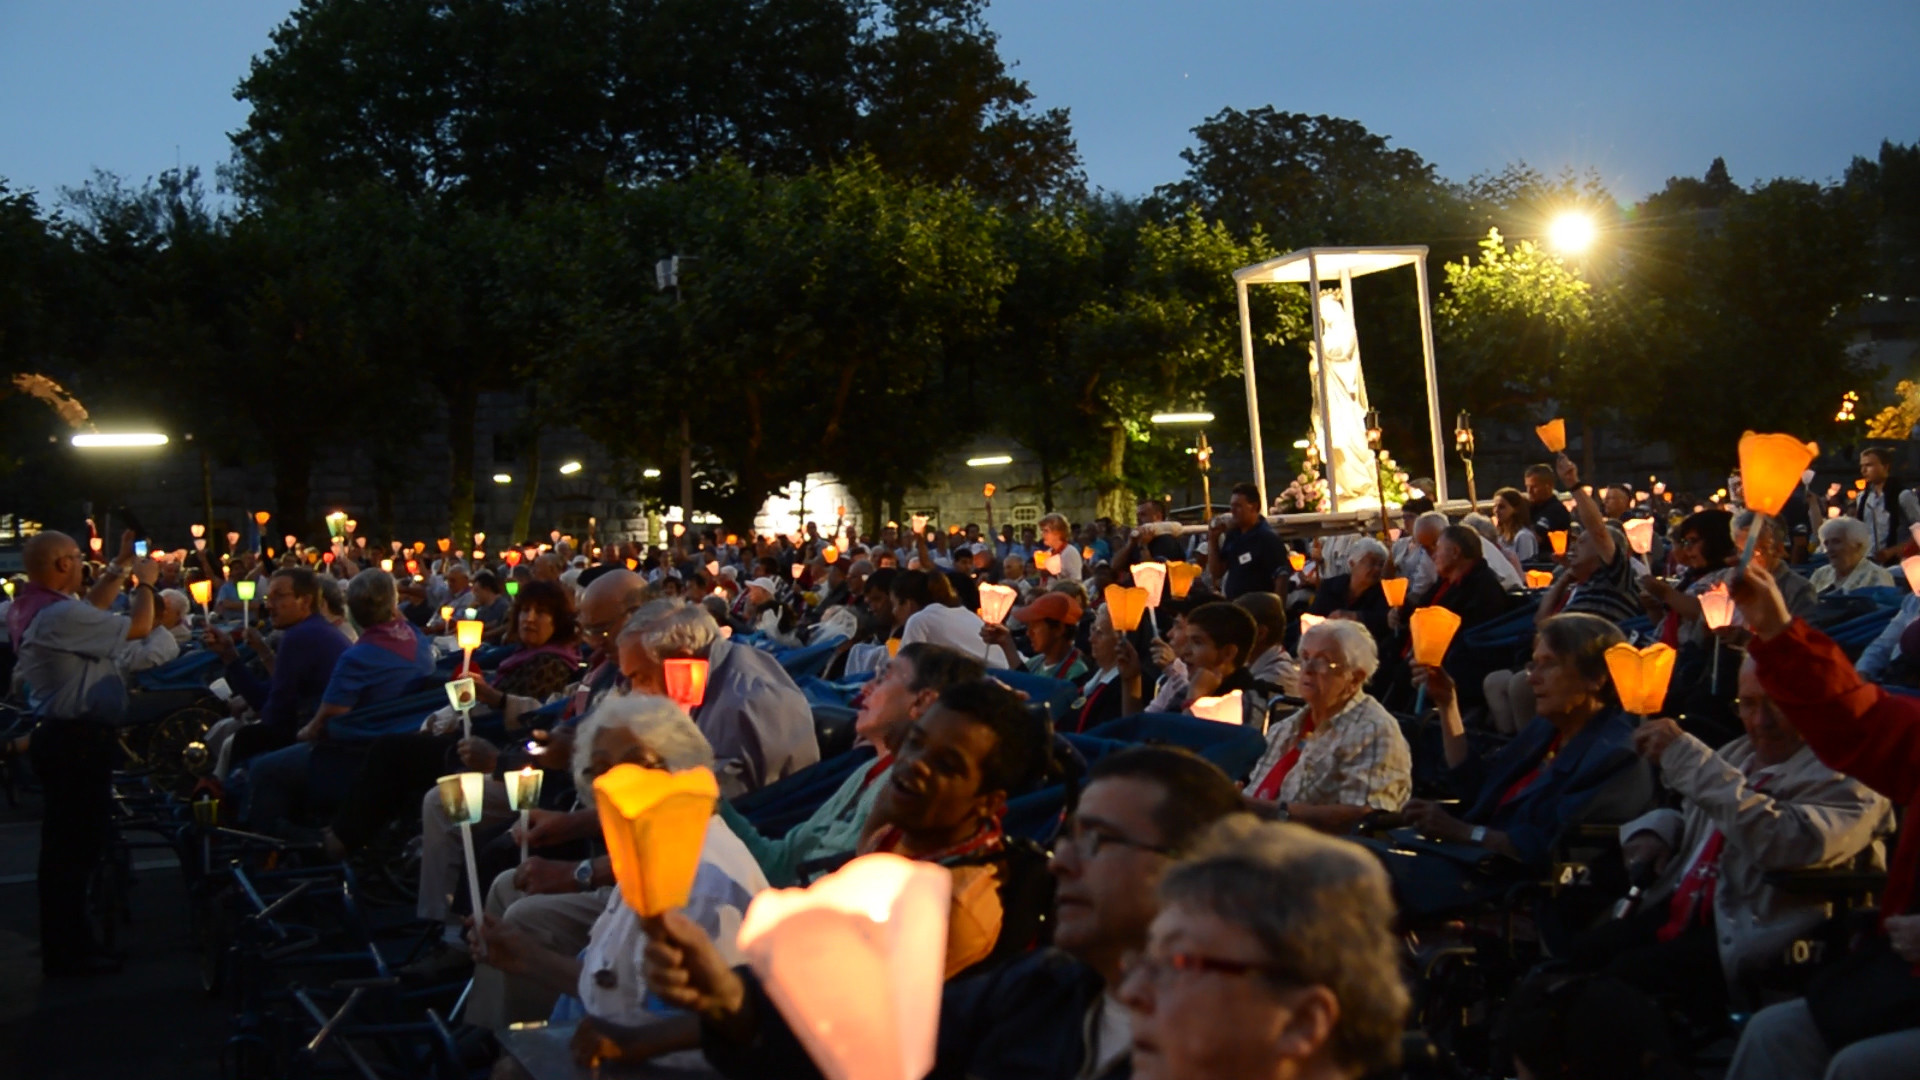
[1724,563,1920,1080]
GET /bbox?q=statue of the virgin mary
[1307,289,1378,505]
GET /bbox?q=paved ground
[0,793,228,1080]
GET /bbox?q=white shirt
[1082,993,1131,1079]
[573,817,769,1028]
[901,604,1010,668]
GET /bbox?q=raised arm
[1556,453,1614,564]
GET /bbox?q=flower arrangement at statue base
[1273,434,1415,515]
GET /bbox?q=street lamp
[1152,412,1215,521]
[965,454,1013,468]
[1364,408,1388,540]
[71,432,168,448]
[1454,410,1478,508]
[492,473,512,484]
[559,460,583,476]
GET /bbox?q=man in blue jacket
[206,567,349,768]
[642,745,1246,1080]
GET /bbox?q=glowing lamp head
[252,511,270,527]
[791,563,805,580]
[89,536,104,555]
[592,763,719,916]
[440,605,454,623]
[1604,642,1678,716]
[506,766,544,812]
[503,549,522,568]
[1738,432,1820,516]
[413,541,427,555]
[1380,577,1409,607]
[1535,419,1567,454]
[1189,690,1244,725]
[1525,569,1555,589]
[1699,584,1736,629]
[663,658,711,710]
[193,538,206,552]
[473,532,485,548]
[190,523,205,539]
[625,558,639,572]
[225,531,240,548]
[823,545,839,565]
[1131,562,1168,608]
[1408,606,1462,667]
[1549,530,1569,556]
[437,538,451,553]
[435,772,486,826]
[1288,551,1306,572]
[1624,518,1654,556]
[977,583,1019,626]
[505,580,519,597]
[456,620,484,651]
[1103,585,1149,633]
[1167,561,1203,599]
[982,483,995,498]
[188,579,212,607]
[234,580,256,602]
[380,558,393,572]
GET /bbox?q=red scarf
[1497,732,1565,809]
[1251,713,1317,801]
[866,816,1005,864]
[1656,771,1771,942]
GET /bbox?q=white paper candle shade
[1189,689,1244,725]
[737,853,951,1080]
[435,772,485,827]
[1132,562,1168,608]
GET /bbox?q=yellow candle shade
[445,676,477,712]
[1737,432,1820,516]
[235,580,256,602]
[1699,584,1736,629]
[190,523,205,539]
[1408,606,1463,667]
[439,605,454,623]
[1288,551,1307,572]
[705,560,721,577]
[188,579,212,607]
[456,620,484,651]
[1104,585,1149,633]
[737,852,951,1080]
[406,559,420,576]
[506,766,544,812]
[1297,613,1326,634]
[1380,577,1409,606]
[380,558,393,572]
[977,582,1019,626]
[625,558,639,572]
[435,772,485,826]
[886,638,901,657]
[1167,562,1203,599]
[1548,530,1569,556]
[1525,569,1555,589]
[592,763,719,916]
[663,657,710,710]
[726,534,739,546]
[823,545,840,564]
[1604,642,1678,716]
[1535,418,1567,453]
[1623,518,1654,556]
[1189,689,1244,725]
[1131,562,1168,608]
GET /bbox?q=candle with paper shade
[1104,585,1148,633]
[592,763,720,916]
[225,531,240,550]
[437,538,451,554]
[188,578,212,619]
[283,533,297,551]
[790,563,806,580]
[503,548,522,568]
[1548,530,1569,556]
[1737,431,1820,564]
[1408,606,1463,667]
[886,638,901,658]
[1297,613,1326,634]
[663,658,710,710]
[505,580,519,597]
[379,558,393,573]
[456,619,484,680]
[1535,419,1567,453]
[1189,689,1244,725]
[1903,555,1920,595]
[190,523,205,540]
[506,766,544,863]
[1131,562,1168,608]
[1379,577,1409,607]
[234,579,256,632]
[1604,643,1678,716]
[1524,569,1555,589]
[1043,553,1062,576]
[253,510,270,529]
[823,545,840,565]
[977,582,1019,627]
[1288,551,1306,572]
[1167,561,1203,599]
[736,852,950,1080]
[436,772,490,951]
[1623,518,1654,557]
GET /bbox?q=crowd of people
[2,440,1918,1079]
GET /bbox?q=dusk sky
[3,1,1915,208]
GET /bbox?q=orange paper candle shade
[1738,432,1820,516]
[1131,562,1168,608]
[625,557,639,572]
[592,763,719,917]
[790,563,806,580]
[1408,606,1463,667]
[1902,555,1920,597]
[663,657,710,710]
[737,853,950,1080]
[456,620,484,651]
[283,533,297,550]
[1698,584,1736,629]
[886,638,901,657]
[1104,585,1149,633]
[823,545,840,565]
[1380,577,1409,606]
[1604,642,1678,715]
[1297,613,1326,634]
[412,541,426,555]
[437,538,451,553]
[977,582,1019,626]
[1167,561,1203,599]
[1285,551,1304,573]
[1548,530,1569,556]
[503,548,522,567]
[253,510,271,527]
[1525,569,1555,589]
[982,483,995,498]
[190,523,205,539]
[506,766,543,812]
[435,772,486,826]
[1624,518,1654,556]
[406,559,419,576]
[1535,419,1567,453]
[1189,689,1244,725]
[188,579,212,607]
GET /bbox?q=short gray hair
[316,574,348,619]
[1346,537,1389,571]
[642,604,722,658]
[570,692,716,791]
[1414,510,1450,537]
[1300,618,1379,680]
[1459,512,1500,545]
[346,569,399,627]
[159,588,190,617]
[1818,514,1870,549]
[1161,817,1408,1076]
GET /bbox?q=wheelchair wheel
[147,706,219,795]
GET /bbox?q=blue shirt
[226,614,350,736]
[322,625,435,711]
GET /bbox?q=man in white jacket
[1567,654,1892,1029]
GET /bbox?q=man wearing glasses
[646,745,1245,1079]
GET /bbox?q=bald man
[15,529,157,977]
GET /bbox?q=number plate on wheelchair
[1550,862,1592,891]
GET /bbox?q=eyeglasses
[1054,818,1172,860]
[1300,656,1346,675]
[1119,949,1296,990]
[1675,536,1702,549]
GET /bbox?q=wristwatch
[1469,825,1488,845]
[573,859,595,892]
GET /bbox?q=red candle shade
[664,657,710,710]
[503,548,522,568]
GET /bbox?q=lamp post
[1151,412,1214,521]
[1364,408,1388,540]
[1454,410,1478,508]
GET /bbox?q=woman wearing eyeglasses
[1243,620,1410,833]
[1118,815,1408,1080]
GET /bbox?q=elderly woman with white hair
[1243,619,1411,833]
[1305,537,1393,652]
[471,693,769,1064]
[1811,515,1894,596]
